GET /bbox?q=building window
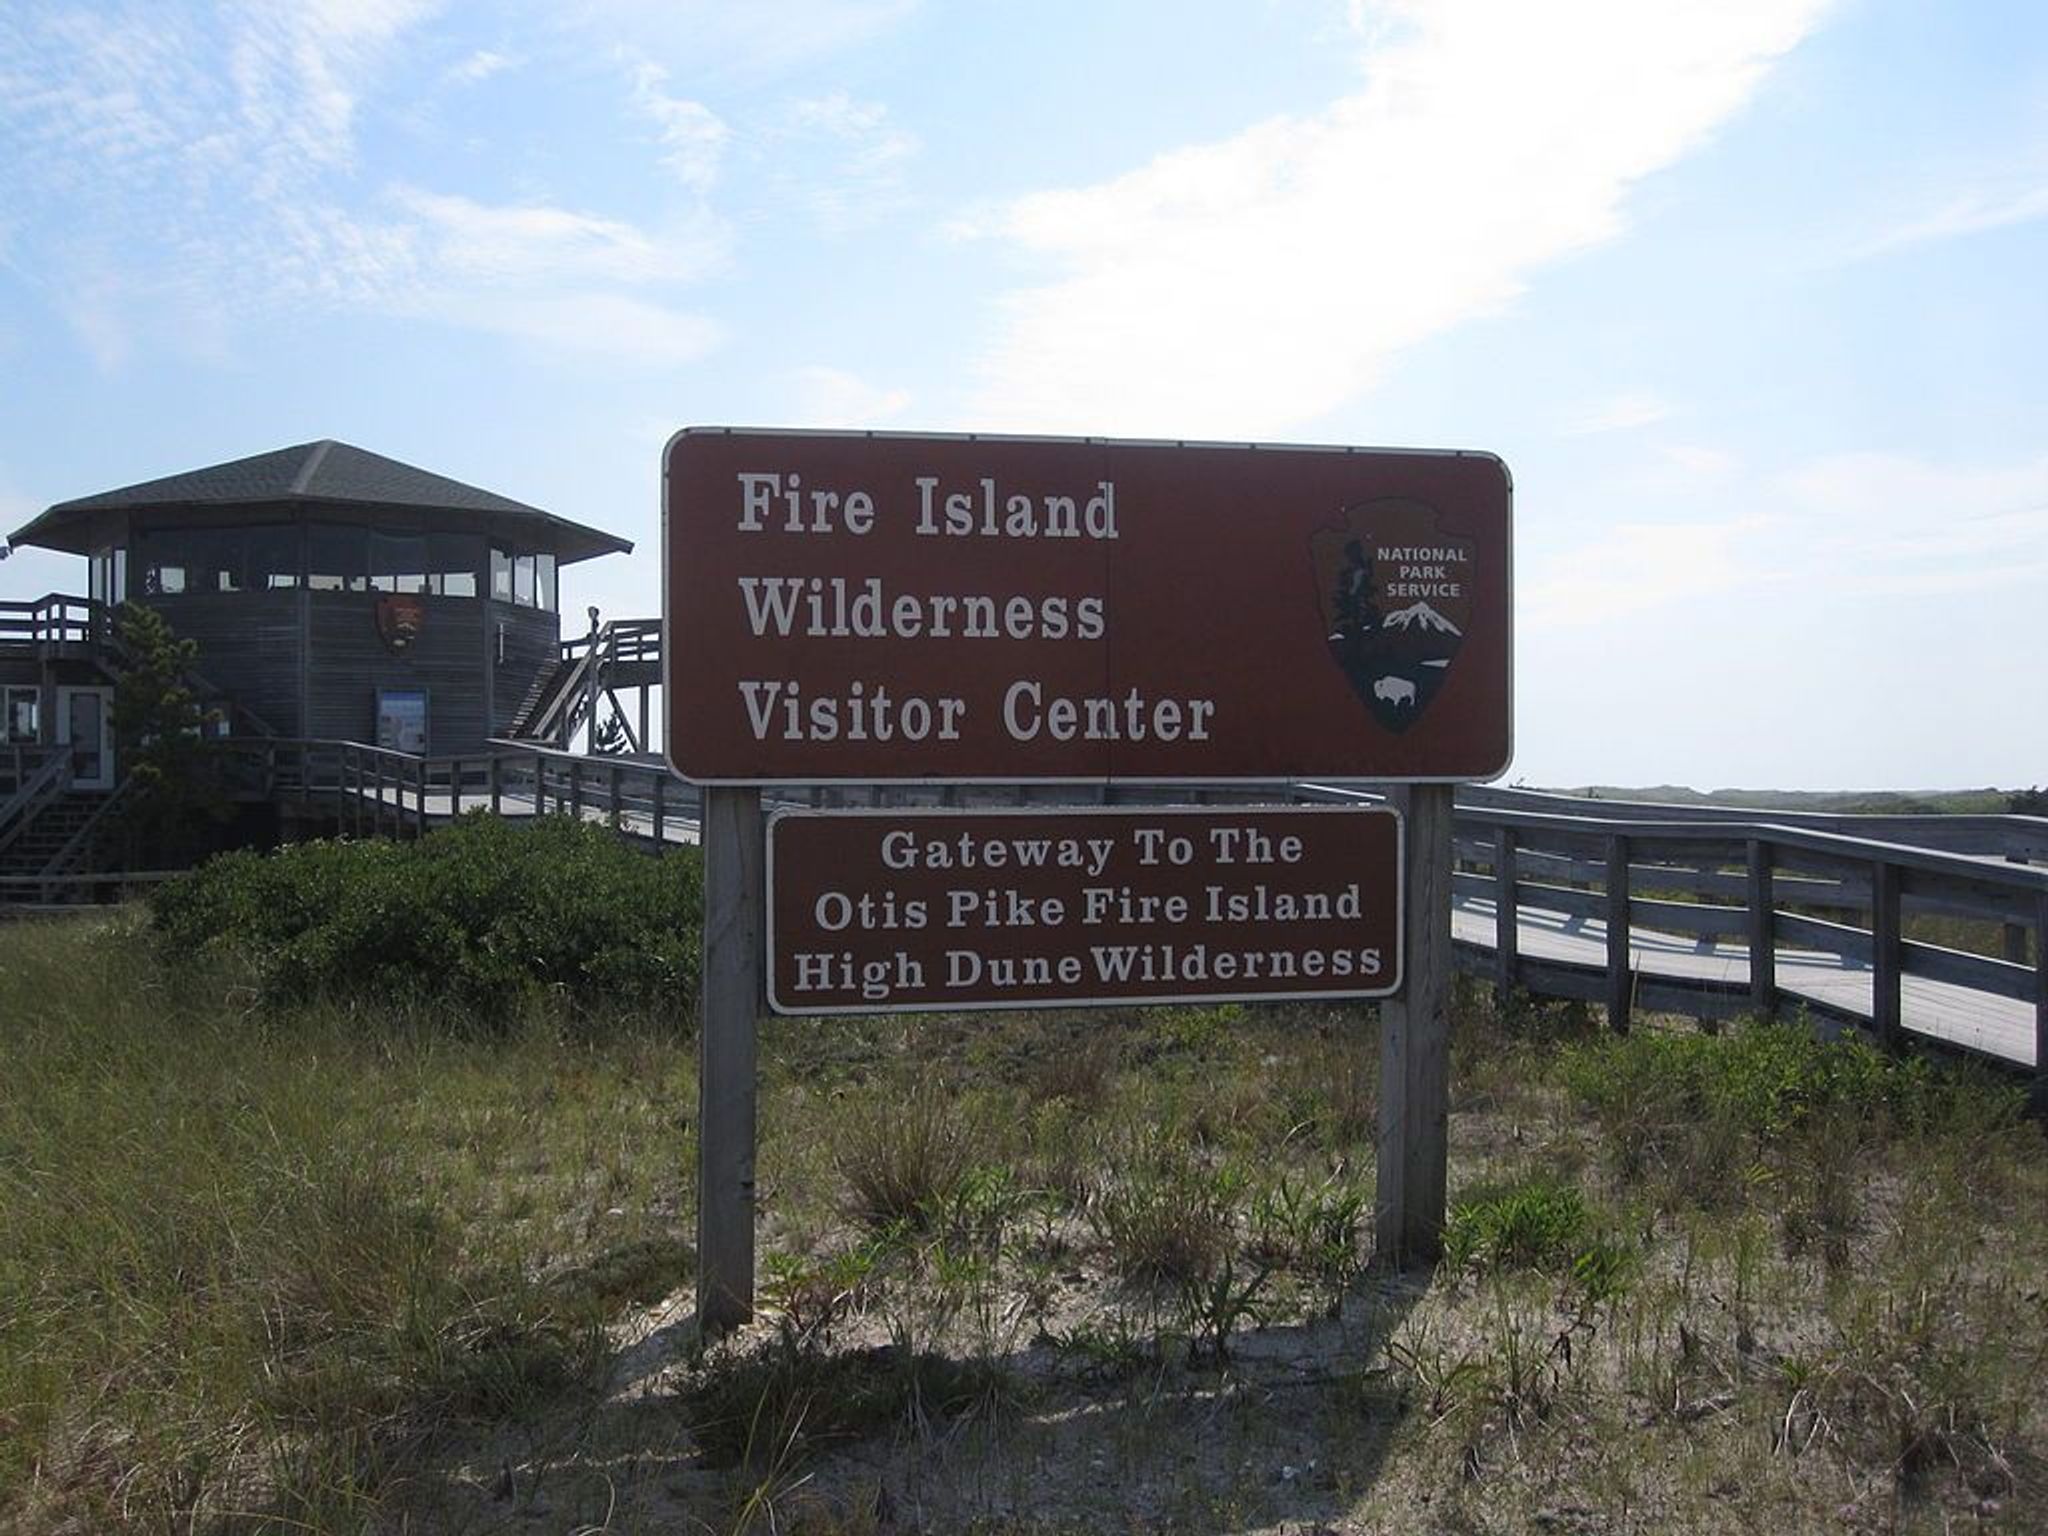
[490,544,513,603]
[88,547,125,605]
[536,552,557,613]
[429,533,481,598]
[142,553,188,596]
[3,688,37,744]
[369,532,429,594]
[202,529,245,593]
[247,525,299,590]
[307,525,367,592]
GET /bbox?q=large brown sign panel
[665,429,1511,782]
[767,806,1402,1014]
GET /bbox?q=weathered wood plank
[1872,860,1901,1051]
[1748,838,1775,1018]
[698,786,764,1332]
[1376,784,1451,1268]
[1606,834,1631,1033]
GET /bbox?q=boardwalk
[1452,895,2036,1069]
[317,761,2048,1078]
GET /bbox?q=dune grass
[3,898,2044,1534]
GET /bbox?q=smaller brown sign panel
[767,805,1402,1015]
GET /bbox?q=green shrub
[1564,1019,2022,1145]
[149,813,703,1019]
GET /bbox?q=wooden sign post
[664,429,1512,1321]
[1374,783,1453,1265]
[696,785,763,1332]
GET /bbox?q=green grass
[0,911,695,1531]
[3,904,2044,1534]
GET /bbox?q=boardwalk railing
[223,738,704,847]
[66,746,2046,1081]
[1295,782,2046,1076]
[0,594,109,655]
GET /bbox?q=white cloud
[1567,392,1672,434]
[550,0,917,78]
[783,365,911,426]
[0,6,737,369]
[961,0,1832,437]
[446,47,516,85]
[779,91,916,232]
[1859,179,2048,257]
[1661,444,1735,477]
[630,61,729,193]
[1775,451,2048,585]
[1525,447,2048,636]
[392,186,718,285]
[421,290,720,366]
[1521,516,1767,631]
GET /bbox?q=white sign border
[763,801,1407,1016]
[661,425,1514,787]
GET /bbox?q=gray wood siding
[307,593,493,752]
[489,603,561,736]
[148,592,305,736]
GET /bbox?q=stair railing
[0,750,73,859]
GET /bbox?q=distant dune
[1540,785,2017,815]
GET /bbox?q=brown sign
[766,805,1402,1014]
[375,593,425,654]
[664,430,1511,783]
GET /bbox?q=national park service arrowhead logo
[1311,499,1472,733]
[374,594,426,655]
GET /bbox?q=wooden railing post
[2004,854,2030,965]
[1606,834,1631,1033]
[531,751,546,814]
[489,754,503,816]
[2033,891,2047,1107]
[610,761,623,830]
[1747,837,1775,1019]
[1872,859,1901,1051]
[570,758,584,820]
[651,772,666,846]
[1493,825,1518,1000]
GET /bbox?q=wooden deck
[1451,895,2036,1069]
[221,747,2048,1081]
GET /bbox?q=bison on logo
[374,594,426,655]
[1310,499,1473,733]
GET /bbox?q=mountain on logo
[1382,601,1461,636]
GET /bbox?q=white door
[55,686,114,791]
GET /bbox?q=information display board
[766,804,1402,1014]
[665,430,1511,784]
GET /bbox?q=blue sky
[2,0,2042,790]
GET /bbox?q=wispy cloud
[420,290,720,365]
[445,47,516,85]
[0,4,727,368]
[393,186,720,285]
[1524,447,2048,635]
[1522,516,1768,631]
[960,0,1833,437]
[630,60,730,193]
[1858,179,2048,257]
[782,365,911,426]
[779,90,916,232]
[1566,392,1673,434]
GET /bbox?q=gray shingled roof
[10,439,632,562]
